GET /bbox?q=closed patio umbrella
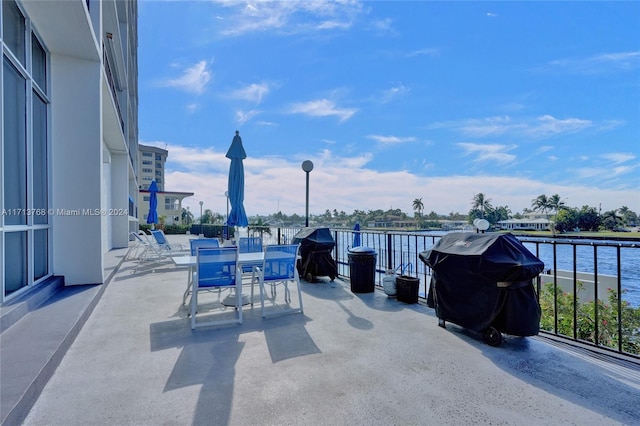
[352,223,361,247]
[147,180,158,229]
[226,131,248,229]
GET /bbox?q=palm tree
[602,210,623,231]
[472,193,492,218]
[531,194,550,217]
[412,198,424,217]
[548,194,566,235]
[248,217,272,238]
[181,207,194,225]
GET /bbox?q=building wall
[0,0,138,299]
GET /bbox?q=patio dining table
[172,251,265,306]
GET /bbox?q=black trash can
[396,275,419,304]
[348,247,377,293]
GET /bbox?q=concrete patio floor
[19,236,640,425]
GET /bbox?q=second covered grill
[292,227,338,282]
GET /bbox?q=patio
[14,236,640,425]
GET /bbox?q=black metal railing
[266,226,639,359]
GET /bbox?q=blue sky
[138,1,640,218]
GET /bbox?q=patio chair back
[238,237,263,253]
[189,238,220,256]
[258,244,303,318]
[191,247,243,329]
[197,247,238,288]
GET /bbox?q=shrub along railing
[268,226,640,359]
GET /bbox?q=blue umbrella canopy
[147,180,158,225]
[352,223,361,247]
[226,131,248,228]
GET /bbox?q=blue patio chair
[181,238,221,304]
[256,244,303,318]
[189,238,220,255]
[237,237,264,304]
[191,247,242,329]
[238,236,263,255]
[150,229,187,254]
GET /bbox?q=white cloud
[406,48,439,58]
[229,82,272,104]
[288,98,356,122]
[149,142,637,219]
[212,0,364,36]
[529,115,592,137]
[163,60,212,95]
[367,135,416,145]
[457,142,517,164]
[546,50,640,74]
[379,83,409,103]
[235,109,261,125]
[431,114,593,138]
[602,152,636,165]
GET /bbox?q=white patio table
[172,251,265,305]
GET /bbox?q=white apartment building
[0,0,139,302]
[138,144,167,191]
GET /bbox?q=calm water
[328,230,640,308]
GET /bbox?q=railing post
[386,232,393,270]
[617,245,622,353]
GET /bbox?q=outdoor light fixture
[302,160,314,227]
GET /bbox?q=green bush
[540,281,640,355]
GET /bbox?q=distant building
[138,144,167,191]
[497,218,551,231]
[138,190,194,226]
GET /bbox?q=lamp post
[224,191,229,240]
[199,201,203,235]
[301,160,314,227]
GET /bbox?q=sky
[137,1,640,219]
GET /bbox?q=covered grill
[292,227,337,282]
[419,232,544,346]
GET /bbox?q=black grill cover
[292,227,337,280]
[419,232,544,336]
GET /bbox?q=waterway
[328,230,640,308]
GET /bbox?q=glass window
[2,0,26,66]
[33,91,48,224]
[5,232,28,295]
[3,58,27,226]
[142,152,152,157]
[34,229,48,280]
[155,154,162,161]
[31,33,47,93]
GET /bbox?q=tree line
[180,194,638,232]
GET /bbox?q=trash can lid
[348,246,376,254]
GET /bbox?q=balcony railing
[262,226,640,360]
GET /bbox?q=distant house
[497,218,551,231]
